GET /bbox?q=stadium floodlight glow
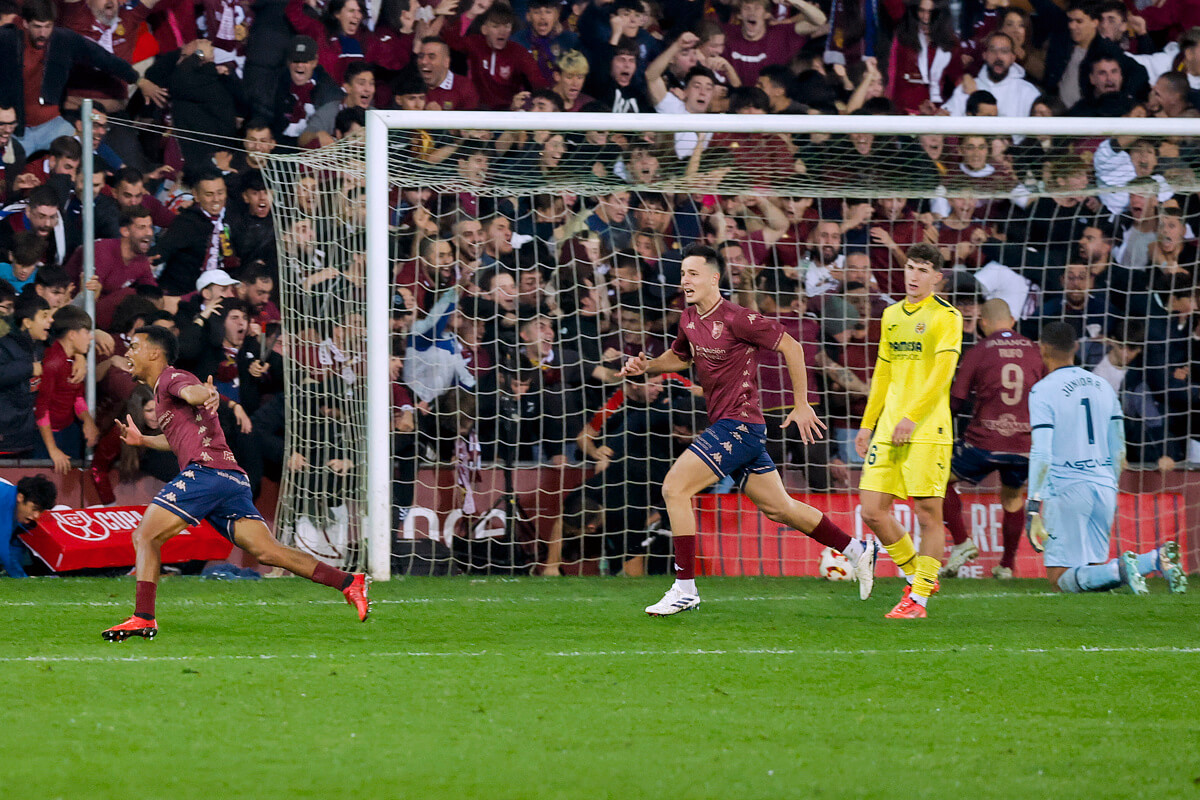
[252,111,1200,582]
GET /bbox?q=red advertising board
[695,492,1187,578]
[20,506,233,572]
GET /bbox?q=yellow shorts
[858,440,952,499]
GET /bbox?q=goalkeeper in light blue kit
[1026,323,1186,594]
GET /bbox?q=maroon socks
[134,581,156,620]
[672,535,696,580]
[943,482,969,545]
[806,514,853,552]
[1000,509,1023,569]
[312,561,355,590]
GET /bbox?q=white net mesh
[260,115,1198,578]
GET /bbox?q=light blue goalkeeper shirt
[1028,366,1125,499]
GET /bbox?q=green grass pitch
[2,576,1197,800]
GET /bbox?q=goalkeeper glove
[1026,499,1047,553]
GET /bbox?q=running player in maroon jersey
[102,326,369,640]
[940,299,1045,579]
[620,245,878,616]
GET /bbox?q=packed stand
[0,0,1198,573]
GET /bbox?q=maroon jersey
[951,329,1045,454]
[721,23,807,87]
[35,341,84,431]
[425,70,481,111]
[59,0,152,62]
[154,367,244,473]
[671,298,785,426]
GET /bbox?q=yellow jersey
[868,294,962,445]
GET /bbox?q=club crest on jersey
[499,65,512,79]
[711,321,724,339]
[915,322,926,334]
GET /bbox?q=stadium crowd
[0,0,1199,573]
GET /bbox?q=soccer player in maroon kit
[102,326,369,640]
[940,299,1045,579]
[620,245,878,615]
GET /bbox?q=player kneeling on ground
[620,244,878,617]
[102,326,370,641]
[1026,323,1186,595]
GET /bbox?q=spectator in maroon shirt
[34,305,98,473]
[65,205,157,329]
[19,135,80,188]
[199,0,254,73]
[417,36,480,111]
[58,0,162,106]
[721,0,825,87]
[285,0,391,85]
[442,4,550,111]
[107,167,177,230]
[0,186,64,270]
[1138,0,1200,40]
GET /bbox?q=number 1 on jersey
[1081,398,1095,444]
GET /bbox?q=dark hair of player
[683,242,723,273]
[906,241,944,271]
[134,325,180,365]
[16,475,57,512]
[1040,321,1078,355]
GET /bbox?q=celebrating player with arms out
[621,244,879,617]
[940,299,1045,579]
[102,327,370,640]
[1026,322,1186,595]
[856,242,961,619]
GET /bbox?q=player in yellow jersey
[855,242,962,619]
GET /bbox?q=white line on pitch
[1,645,1197,664]
[0,592,1066,608]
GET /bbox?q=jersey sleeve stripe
[1031,423,1053,430]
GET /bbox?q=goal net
[260,112,1199,580]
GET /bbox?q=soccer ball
[819,547,854,581]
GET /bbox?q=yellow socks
[883,534,918,577]
[912,555,941,599]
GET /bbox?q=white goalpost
[255,111,1200,581]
